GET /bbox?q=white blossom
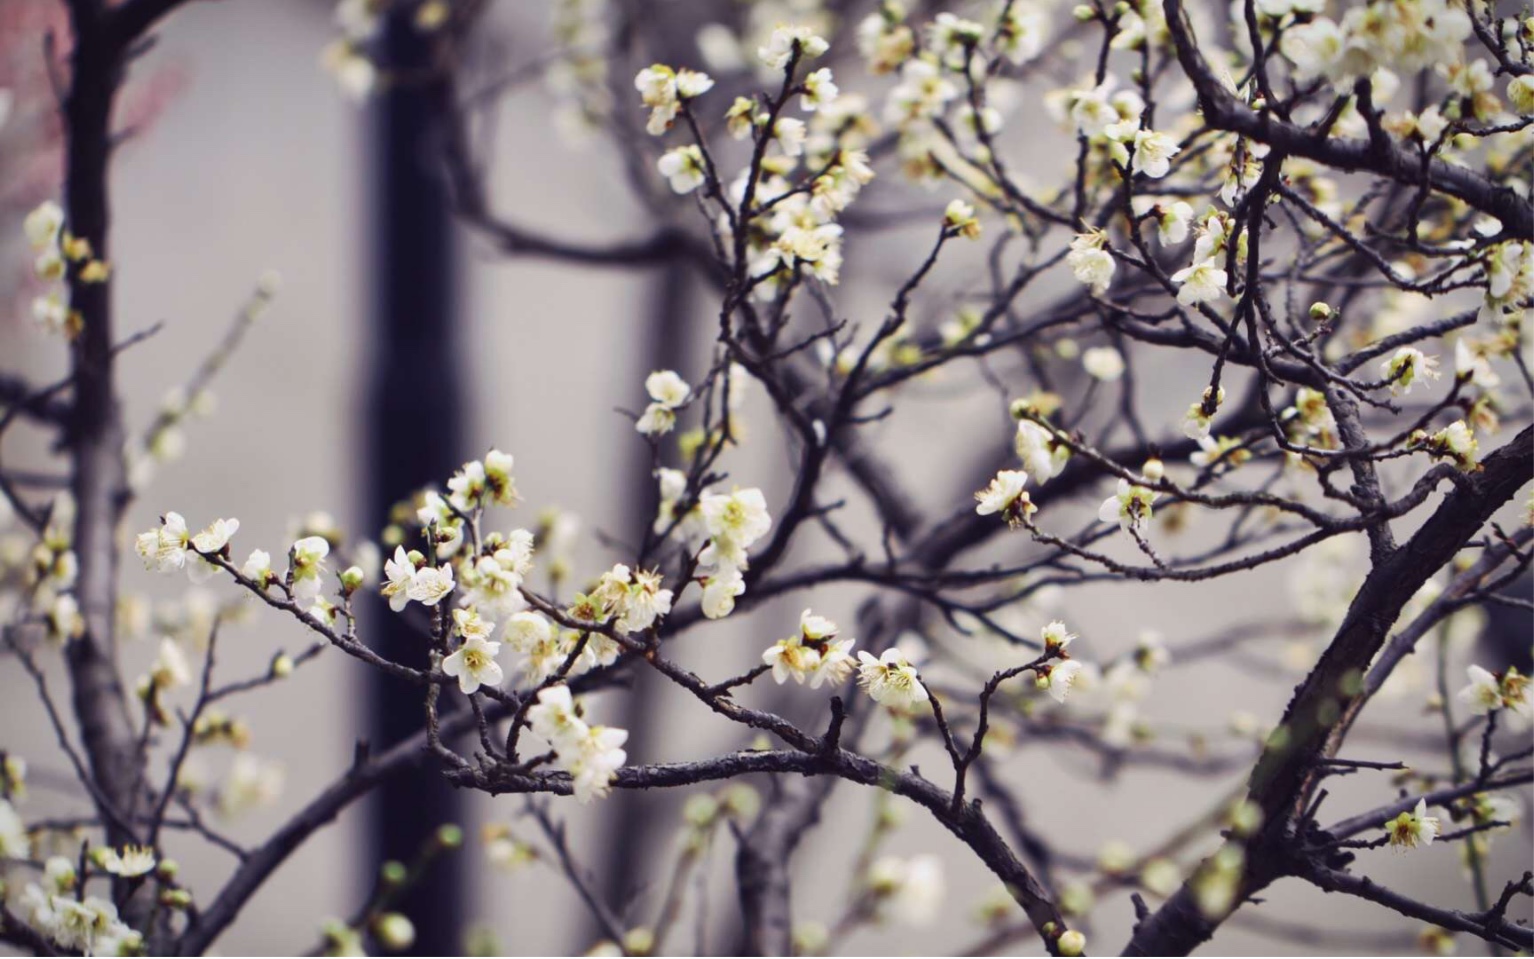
[1082,346,1125,381]
[442,634,504,695]
[1386,798,1440,850]
[758,25,829,71]
[856,648,927,708]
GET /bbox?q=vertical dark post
[364,9,465,953]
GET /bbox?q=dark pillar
[363,8,466,953]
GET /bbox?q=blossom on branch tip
[856,648,927,708]
[381,546,419,612]
[943,199,982,240]
[1170,259,1228,306]
[1039,659,1084,703]
[702,568,746,620]
[97,845,155,878]
[658,145,707,195]
[1458,664,1530,718]
[1381,347,1440,396]
[973,470,1035,528]
[405,562,455,607]
[758,25,829,72]
[1099,479,1156,532]
[1386,798,1440,850]
[136,512,190,574]
[1067,232,1115,295]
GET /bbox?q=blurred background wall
[0,1,1528,955]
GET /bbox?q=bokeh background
[1,1,1530,955]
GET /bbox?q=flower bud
[161,888,193,910]
[1308,301,1333,321]
[622,927,655,956]
[436,823,464,849]
[375,913,416,951]
[272,653,294,678]
[340,565,364,593]
[1073,4,1096,21]
[1058,929,1087,956]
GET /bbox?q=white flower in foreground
[482,448,518,505]
[405,563,454,607]
[381,546,418,612]
[1099,479,1156,531]
[1132,129,1179,179]
[528,685,587,750]
[764,609,857,689]
[289,536,330,605]
[442,634,504,695]
[699,487,772,568]
[973,470,1036,528]
[944,199,982,241]
[635,65,680,134]
[1424,420,1478,470]
[568,725,628,803]
[674,68,714,99]
[191,517,239,555]
[1458,664,1531,718]
[636,403,677,436]
[1171,259,1228,306]
[1182,386,1224,440]
[1381,347,1440,396]
[857,648,927,708]
[802,67,838,110]
[646,370,691,409]
[1068,232,1115,294]
[1082,346,1125,381]
[1154,200,1195,245]
[658,145,707,194]
[1041,621,1076,655]
[1386,798,1440,851]
[1015,420,1069,483]
[1041,659,1084,703]
[702,568,746,619]
[242,546,273,583]
[187,516,240,582]
[98,845,156,878]
[597,564,674,634]
[758,25,829,71]
[135,512,190,573]
[452,606,496,642]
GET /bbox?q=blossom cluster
[526,685,628,803]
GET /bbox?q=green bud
[340,566,364,592]
[436,823,464,849]
[161,888,193,910]
[1308,301,1333,321]
[380,860,408,886]
[272,654,294,678]
[1073,4,1096,21]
